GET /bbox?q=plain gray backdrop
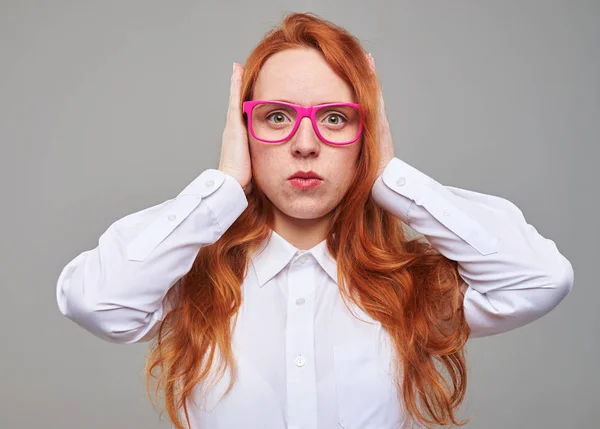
[1,1,597,428]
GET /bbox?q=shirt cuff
[371,157,435,224]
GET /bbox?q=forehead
[252,48,356,106]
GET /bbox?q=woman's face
[248,47,362,222]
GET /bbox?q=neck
[271,206,333,250]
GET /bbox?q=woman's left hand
[366,53,396,178]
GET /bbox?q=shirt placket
[285,251,318,429]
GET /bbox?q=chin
[278,200,335,220]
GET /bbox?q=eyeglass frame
[242,100,364,146]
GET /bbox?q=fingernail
[232,62,236,73]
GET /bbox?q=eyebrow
[272,99,348,106]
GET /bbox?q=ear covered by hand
[219,62,253,196]
[366,53,396,178]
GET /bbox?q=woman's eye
[325,114,346,125]
[266,112,290,123]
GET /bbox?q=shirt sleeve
[56,169,248,344]
[371,157,574,338]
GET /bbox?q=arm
[371,157,574,338]
[56,169,248,344]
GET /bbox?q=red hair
[145,12,471,429]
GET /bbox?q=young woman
[56,12,574,429]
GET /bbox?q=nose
[290,116,320,152]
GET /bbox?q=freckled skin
[249,47,362,242]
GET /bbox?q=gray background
[1,1,597,428]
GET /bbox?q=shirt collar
[249,229,338,288]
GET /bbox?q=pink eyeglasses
[242,100,363,146]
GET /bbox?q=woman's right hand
[219,62,253,196]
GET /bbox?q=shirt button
[167,214,177,221]
[443,208,451,216]
[205,179,215,188]
[295,355,306,367]
[299,255,308,264]
[296,298,305,306]
[396,177,406,186]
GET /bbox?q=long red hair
[145,12,471,429]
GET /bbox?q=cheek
[336,146,362,177]
[250,147,283,187]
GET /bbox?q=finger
[365,54,383,104]
[366,54,386,116]
[228,63,239,116]
[379,85,386,114]
[366,52,375,72]
[230,63,246,123]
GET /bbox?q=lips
[288,177,323,189]
[288,170,323,180]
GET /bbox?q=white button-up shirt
[56,157,574,429]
